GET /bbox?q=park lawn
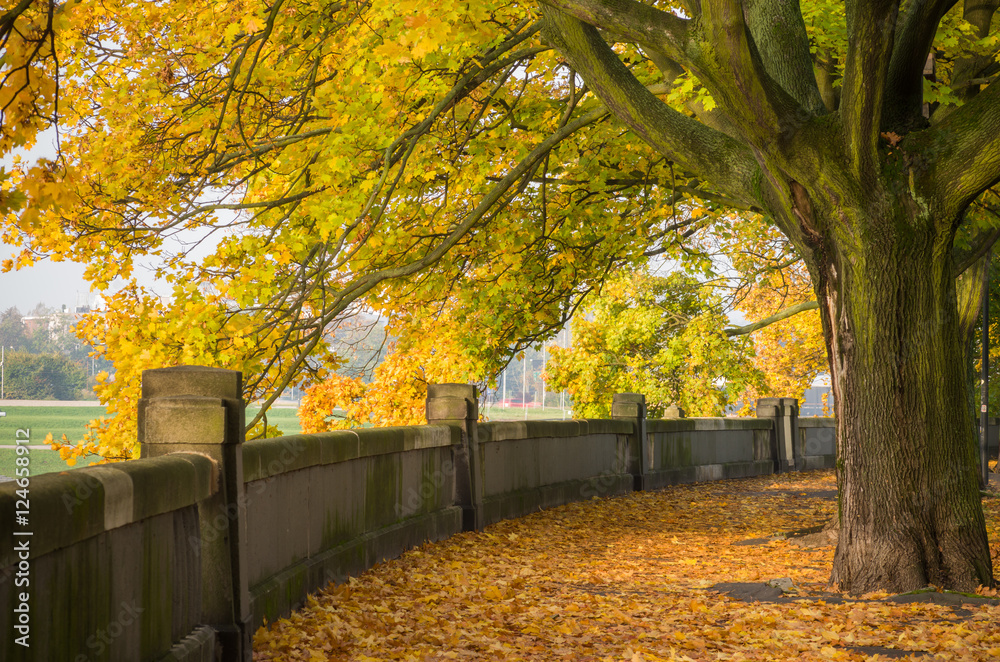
[0,405,107,444]
[254,470,1000,661]
[0,404,304,478]
[248,407,303,437]
[0,447,105,478]
[0,405,107,478]
[482,405,575,421]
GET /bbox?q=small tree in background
[3,351,85,400]
[546,270,762,417]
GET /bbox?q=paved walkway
[252,470,1000,661]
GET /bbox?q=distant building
[21,315,63,337]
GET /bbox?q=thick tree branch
[883,0,958,131]
[0,0,35,38]
[725,300,819,337]
[954,225,1000,277]
[841,1,901,181]
[697,0,804,148]
[538,0,694,69]
[965,0,1000,36]
[541,7,761,208]
[957,253,989,342]
[930,81,1000,215]
[744,0,827,114]
[643,48,744,139]
[542,0,800,148]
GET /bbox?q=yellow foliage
[733,262,826,414]
[299,315,489,432]
[546,269,763,418]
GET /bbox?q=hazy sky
[0,243,91,313]
[1,132,92,312]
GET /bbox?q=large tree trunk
[816,215,993,594]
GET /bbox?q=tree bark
[815,215,993,593]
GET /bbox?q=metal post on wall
[981,249,991,488]
[522,352,528,421]
[541,346,547,410]
[502,368,507,408]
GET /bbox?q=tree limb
[556,0,812,150]
[744,0,827,114]
[696,0,805,148]
[954,225,1000,277]
[725,300,819,337]
[882,0,958,131]
[0,0,35,39]
[841,1,901,182]
[540,6,761,208]
[965,0,1000,37]
[957,252,989,342]
[538,0,694,70]
[930,80,1000,216]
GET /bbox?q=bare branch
[725,300,819,337]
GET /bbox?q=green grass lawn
[0,404,305,478]
[247,406,303,437]
[0,405,107,478]
[481,405,575,421]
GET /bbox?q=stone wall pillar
[426,384,482,531]
[756,397,800,473]
[138,366,251,662]
[612,393,648,490]
[664,403,686,419]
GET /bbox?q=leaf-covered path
[253,471,1000,661]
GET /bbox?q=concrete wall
[0,365,840,662]
[476,419,634,526]
[986,418,1000,458]
[0,454,218,662]
[643,417,775,488]
[798,417,838,470]
[242,427,463,628]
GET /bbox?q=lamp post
[1,345,5,400]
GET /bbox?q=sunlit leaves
[0,1,62,156]
[718,219,827,414]
[8,0,993,463]
[546,269,763,418]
